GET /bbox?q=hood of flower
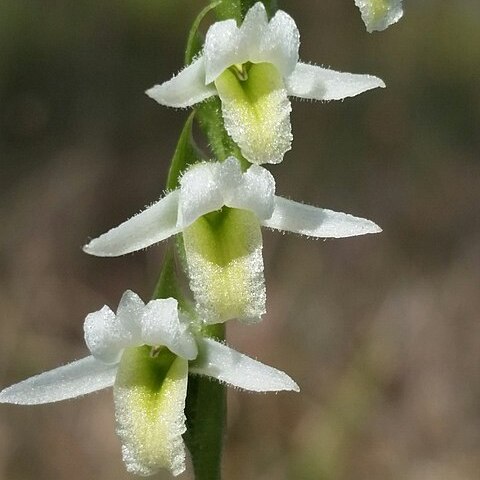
[178,157,276,228]
[203,2,300,84]
[84,291,198,364]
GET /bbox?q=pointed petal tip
[363,219,382,235]
[265,196,382,239]
[145,85,180,109]
[359,74,386,93]
[145,58,216,108]
[82,241,95,255]
[278,375,300,393]
[286,63,385,102]
[82,239,115,258]
[346,218,383,237]
[145,85,158,100]
[190,338,300,393]
[375,76,386,89]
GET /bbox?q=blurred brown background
[1,1,480,479]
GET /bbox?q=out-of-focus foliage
[1,1,479,479]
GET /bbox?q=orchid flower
[83,157,381,324]
[146,2,385,165]
[354,0,404,32]
[0,290,298,477]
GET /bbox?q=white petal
[354,0,404,33]
[146,56,216,108]
[237,2,270,62]
[83,190,181,257]
[262,196,382,238]
[115,348,188,476]
[226,162,276,221]
[141,298,198,360]
[204,4,269,84]
[240,2,269,37]
[178,158,275,226]
[84,291,146,364]
[0,356,117,405]
[116,290,145,337]
[190,338,299,392]
[241,4,299,77]
[178,162,230,228]
[255,9,300,77]
[286,62,385,101]
[204,3,300,84]
[204,18,244,85]
[84,305,129,364]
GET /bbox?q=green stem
[184,324,226,480]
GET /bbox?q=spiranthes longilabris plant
[0,1,395,478]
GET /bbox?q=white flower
[354,0,404,32]
[0,290,298,477]
[146,2,385,165]
[83,157,381,323]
